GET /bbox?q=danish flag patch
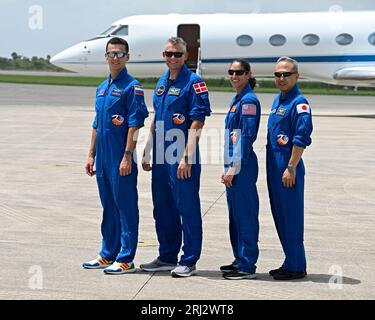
[193,82,208,94]
[296,103,311,114]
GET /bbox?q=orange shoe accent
[120,263,129,270]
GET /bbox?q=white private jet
[50,11,375,87]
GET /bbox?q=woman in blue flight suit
[221,59,261,280]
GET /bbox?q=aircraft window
[336,33,353,45]
[112,25,128,36]
[302,34,320,46]
[236,35,253,47]
[100,26,117,36]
[269,34,286,46]
[368,33,375,45]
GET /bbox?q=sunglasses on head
[274,71,297,78]
[228,69,246,76]
[163,51,184,58]
[106,51,127,59]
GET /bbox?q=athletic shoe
[103,262,136,275]
[269,267,284,276]
[82,256,113,269]
[273,270,307,280]
[140,258,176,272]
[223,270,256,280]
[220,262,239,273]
[171,265,197,277]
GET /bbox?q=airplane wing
[333,66,375,81]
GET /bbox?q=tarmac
[0,82,374,300]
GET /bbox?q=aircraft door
[177,24,200,73]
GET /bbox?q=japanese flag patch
[296,103,311,114]
[193,82,208,94]
[242,104,257,116]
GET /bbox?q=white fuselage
[50,11,375,87]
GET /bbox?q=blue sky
[0,0,374,58]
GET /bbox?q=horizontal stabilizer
[333,66,375,81]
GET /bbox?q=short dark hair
[231,59,257,89]
[106,37,129,52]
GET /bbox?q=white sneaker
[171,265,197,277]
[103,262,136,275]
[82,256,113,269]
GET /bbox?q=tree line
[0,52,67,71]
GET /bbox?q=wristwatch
[124,150,133,157]
[287,164,296,173]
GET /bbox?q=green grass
[0,74,106,87]
[1,74,375,96]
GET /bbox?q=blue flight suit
[266,84,313,273]
[152,65,211,267]
[93,67,148,263]
[224,84,261,274]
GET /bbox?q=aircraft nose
[50,42,88,69]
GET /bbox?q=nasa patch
[112,114,125,126]
[156,85,166,96]
[173,113,185,125]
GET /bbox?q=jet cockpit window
[236,35,253,47]
[368,33,375,45]
[302,34,320,46]
[269,34,286,46]
[336,33,353,45]
[112,25,129,36]
[100,26,117,36]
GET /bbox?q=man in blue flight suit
[267,56,313,280]
[82,37,148,274]
[140,37,211,277]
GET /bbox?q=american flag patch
[193,82,208,94]
[242,104,257,115]
[134,86,144,96]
